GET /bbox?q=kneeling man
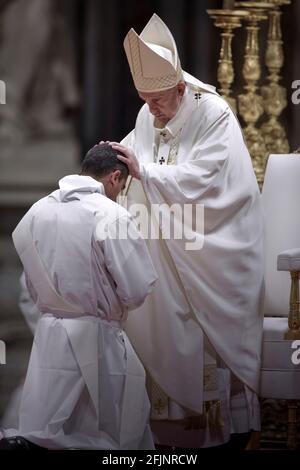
[0,144,157,450]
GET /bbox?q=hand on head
[96,140,141,180]
[110,142,141,181]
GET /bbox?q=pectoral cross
[159,156,165,165]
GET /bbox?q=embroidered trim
[166,129,182,165]
[150,380,169,420]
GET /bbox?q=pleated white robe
[1,175,158,449]
[121,74,264,447]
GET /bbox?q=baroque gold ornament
[207,9,249,112]
[260,0,291,155]
[236,2,273,186]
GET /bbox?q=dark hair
[81,143,129,179]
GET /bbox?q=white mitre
[123,13,183,93]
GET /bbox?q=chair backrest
[262,154,300,317]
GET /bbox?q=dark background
[62,0,299,156]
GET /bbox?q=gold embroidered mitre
[123,13,183,92]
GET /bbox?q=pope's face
[138,81,186,125]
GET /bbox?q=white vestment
[121,73,264,447]
[2,175,157,450]
[0,274,40,430]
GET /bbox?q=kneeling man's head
[81,143,128,201]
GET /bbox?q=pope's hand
[110,143,141,180]
[97,140,110,145]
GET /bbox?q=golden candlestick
[207,9,249,112]
[223,0,235,9]
[260,0,291,155]
[284,271,300,340]
[236,2,273,186]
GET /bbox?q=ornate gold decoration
[150,380,169,419]
[149,362,222,427]
[284,271,300,340]
[260,0,290,156]
[207,9,249,112]
[261,398,300,449]
[154,128,181,165]
[236,2,272,186]
[154,399,165,416]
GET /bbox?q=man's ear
[110,169,121,184]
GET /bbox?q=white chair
[260,154,300,449]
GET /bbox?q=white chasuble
[121,75,264,446]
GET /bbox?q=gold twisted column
[260,0,291,155]
[284,271,300,340]
[236,2,272,186]
[207,9,249,112]
[284,270,300,449]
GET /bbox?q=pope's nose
[148,102,159,114]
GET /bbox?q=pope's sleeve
[99,214,158,310]
[140,106,231,204]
